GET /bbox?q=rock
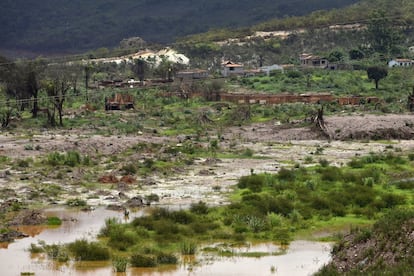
[118,192,129,200]
[0,229,29,242]
[9,210,47,226]
[198,169,216,176]
[98,174,118,183]
[125,196,147,208]
[120,175,136,184]
[142,179,156,186]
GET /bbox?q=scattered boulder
[0,229,28,243]
[142,178,156,186]
[125,196,148,208]
[203,158,220,165]
[9,210,47,226]
[198,169,216,176]
[0,198,19,213]
[120,175,136,184]
[118,191,129,200]
[98,174,118,183]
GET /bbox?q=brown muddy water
[0,207,331,276]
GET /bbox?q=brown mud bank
[223,114,414,141]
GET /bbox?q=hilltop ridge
[0,0,358,56]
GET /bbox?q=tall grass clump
[180,240,197,255]
[46,151,83,167]
[43,243,69,262]
[190,201,209,215]
[67,239,110,261]
[64,151,81,167]
[130,253,157,267]
[112,256,128,272]
[101,219,138,251]
[156,252,178,264]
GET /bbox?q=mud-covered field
[1,114,414,213]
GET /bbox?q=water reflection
[0,207,332,276]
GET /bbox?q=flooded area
[0,207,331,276]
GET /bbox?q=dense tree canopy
[0,0,359,55]
[367,66,388,90]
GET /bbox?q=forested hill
[0,0,358,56]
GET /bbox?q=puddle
[0,207,331,276]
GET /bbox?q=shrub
[266,196,293,216]
[180,241,197,255]
[395,180,414,190]
[16,159,30,168]
[238,174,265,192]
[286,70,303,78]
[131,216,155,230]
[29,243,44,254]
[381,193,405,208]
[112,256,128,272]
[353,228,372,243]
[47,216,62,226]
[130,253,156,267]
[114,230,138,250]
[67,239,110,261]
[352,186,376,207]
[145,193,160,202]
[190,201,209,215]
[151,208,172,220]
[267,212,284,227]
[318,158,330,167]
[43,243,69,262]
[121,163,137,175]
[246,215,266,233]
[154,219,180,236]
[66,198,87,207]
[190,221,219,234]
[311,196,331,210]
[277,168,296,182]
[242,148,254,157]
[106,224,138,251]
[64,151,81,167]
[320,166,342,182]
[156,252,178,264]
[46,151,83,167]
[171,210,194,224]
[24,144,34,150]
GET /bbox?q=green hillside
[0,0,358,55]
[175,0,414,69]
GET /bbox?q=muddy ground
[1,113,414,215]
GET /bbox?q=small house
[300,53,328,68]
[221,61,244,77]
[388,59,414,67]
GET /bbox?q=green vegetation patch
[47,216,62,226]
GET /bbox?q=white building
[388,59,414,67]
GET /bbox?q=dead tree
[312,106,330,139]
[0,100,14,128]
[44,78,70,126]
[408,87,414,112]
